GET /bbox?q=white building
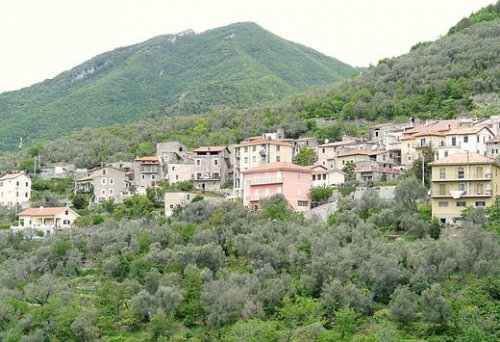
[309,165,345,187]
[11,206,80,238]
[0,173,31,207]
[165,192,195,216]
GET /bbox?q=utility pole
[421,154,425,187]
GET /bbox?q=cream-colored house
[165,192,195,216]
[429,152,500,224]
[309,165,345,187]
[11,206,80,238]
[434,126,495,160]
[0,173,31,207]
[233,138,294,198]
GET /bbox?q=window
[213,159,218,166]
[109,189,113,194]
[63,220,71,225]
[420,138,426,146]
[477,183,483,195]
[141,175,145,180]
[464,136,469,143]
[456,201,466,207]
[458,183,465,191]
[169,204,174,209]
[439,168,446,179]
[298,200,308,207]
[252,146,256,152]
[252,156,256,163]
[244,147,248,152]
[322,148,325,153]
[151,175,156,180]
[323,174,326,180]
[101,190,106,195]
[458,167,464,179]
[187,194,191,200]
[312,175,316,181]
[444,151,448,157]
[25,182,28,186]
[213,172,220,179]
[476,167,483,178]
[101,178,107,185]
[103,169,107,175]
[476,201,486,207]
[109,178,114,184]
[439,184,446,195]
[276,156,280,162]
[196,172,202,179]
[16,181,19,186]
[438,202,448,207]
[196,159,201,166]
[375,131,379,137]
[25,192,28,197]
[65,210,69,215]
[276,145,280,152]
[451,137,457,146]
[244,157,248,164]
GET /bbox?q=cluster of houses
[4,115,500,236]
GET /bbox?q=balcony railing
[248,177,283,185]
[432,190,492,198]
[433,174,491,181]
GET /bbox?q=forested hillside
[0,22,356,150]
[298,2,500,121]
[0,179,498,341]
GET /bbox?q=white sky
[0,0,493,93]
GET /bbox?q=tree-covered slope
[0,22,356,149]
[298,2,500,121]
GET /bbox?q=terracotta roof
[193,146,227,152]
[237,138,294,147]
[309,165,345,174]
[404,119,462,134]
[487,137,500,144]
[429,152,496,166]
[0,173,27,181]
[242,162,312,173]
[336,149,373,157]
[18,207,74,217]
[445,126,493,135]
[412,130,446,138]
[319,140,357,148]
[135,156,159,162]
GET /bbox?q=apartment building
[429,152,500,224]
[434,126,494,160]
[133,156,160,194]
[156,141,194,183]
[0,173,31,207]
[233,138,294,198]
[76,166,131,203]
[242,162,312,212]
[192,146,231,191]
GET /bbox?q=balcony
[195,174,221,180]
[432,190,492,198]
[248,177,283,185]
[432,174,492,182]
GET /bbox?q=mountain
[0,22,356,149]
[296,2,500,121]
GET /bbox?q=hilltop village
[3,115,500,236]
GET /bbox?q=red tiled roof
[0,173,27,181]
[193,146,227,152]
[336,149,373,157]
[135,156,159,162]
[18,207,67,217]
[237,138,294,147]
[446,126,493,135]
[429,152,495,165]
[242,162,312,173]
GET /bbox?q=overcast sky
[0,0,493,93]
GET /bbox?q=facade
[309,165,345,187]
[429,152,500,224]
[233,138,294,198]
[486,137,500,159]
[156,141,194,183]
[164,192,195,216]
[435,126,494,160]
[11,206,80,238]
[355,165,401,183]
[0,173,31,207]
[133,156,160,194]
[242,162,312,212]
[193,146,231,191]
[317,136,361,167]
[77,166,131,203]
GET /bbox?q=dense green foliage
[0,184,498,341]
[448,1,500,35]
[297,11,499,121]
[0,22,356,150]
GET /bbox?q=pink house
[242,162,312,212]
